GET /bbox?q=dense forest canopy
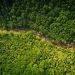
[0,0,75,43]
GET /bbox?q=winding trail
[34,31,75,50]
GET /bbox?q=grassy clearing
[0,30,75,75]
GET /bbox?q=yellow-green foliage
[0,30,75,75]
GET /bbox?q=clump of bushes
[0,0,75,43]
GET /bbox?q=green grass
[0,30,75,75]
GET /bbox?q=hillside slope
[0,30,75,75]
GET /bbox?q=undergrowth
[0,30,75,75]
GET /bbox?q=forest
[0,0,75,75]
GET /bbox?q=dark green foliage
[0,0,75,43]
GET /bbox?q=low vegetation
[0,30,75,75]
